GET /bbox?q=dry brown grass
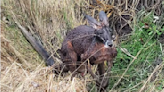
[1,24,89,92]
[1,0,163,92]
[1,60,88,92]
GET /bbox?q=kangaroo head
[86,11,114,47]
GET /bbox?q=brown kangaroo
[57,11,117,91]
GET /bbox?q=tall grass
[1,0,164,92]
[1,0,90,92]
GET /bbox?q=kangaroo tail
[15,21,55,66]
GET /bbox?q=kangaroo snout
[104,40,113,48]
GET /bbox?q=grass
[1,0,164,92]
[109,11,164,91]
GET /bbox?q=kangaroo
[57,11,112,74]
[57,11,117,91]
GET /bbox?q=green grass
[108,11,164,91]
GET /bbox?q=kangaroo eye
[95,30,103,34]
[99,31,103,34]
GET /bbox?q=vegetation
[1,0,164,92]
[110,12,164,92]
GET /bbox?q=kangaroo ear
[99,11,109,26]
[85,15,101,29]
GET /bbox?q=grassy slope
[1,0,164,92]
